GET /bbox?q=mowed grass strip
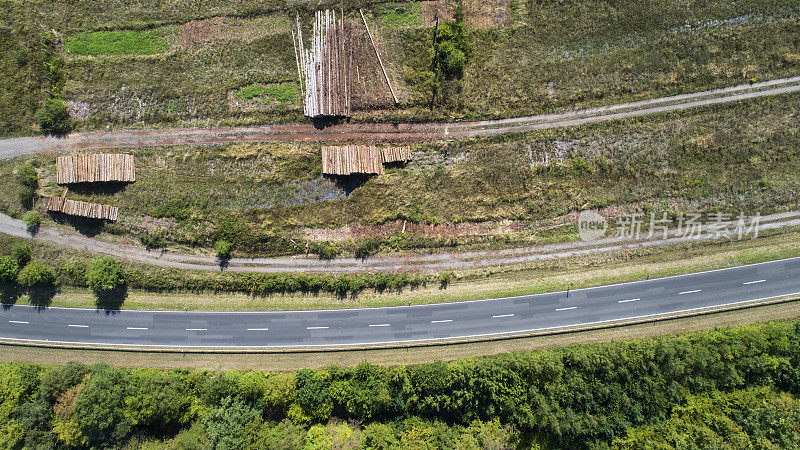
[66,29,172,55]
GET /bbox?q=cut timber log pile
[322,145,412,175]
[56,153,135,184]
[294,10,351,118]
[46,197,119,221]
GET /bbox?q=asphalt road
[1,257,798,350]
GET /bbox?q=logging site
[2,2,800,447]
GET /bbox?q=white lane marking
[743,279,766,285]
[307,326,329,330]
[431,319,453,324]
[8,321,29,324]
[126,327,148,331]
[3,292,800,349]
[492,314,514,318]
[185,328,207,331]
[368,323,391,327]
[618,298,640,304]
[67,324,89,328]
[246,328,269,331]
[556,306,577,311]
[679,289,702,295]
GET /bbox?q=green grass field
[65,29,172,55]
[2,0,799,134]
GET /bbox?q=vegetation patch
[1,320,800,448]
[65,29,172,56]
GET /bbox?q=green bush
[310,242,342,260]
[86,257,125,293]
[16,163,38,188]
[139,232,166,250]
[354,238,382,259]
[215,240,233,260]
[0,256,19,284]
[22,211,41,230]
[11,244,30,268]
[35,98,71,136]
[17,261,56,289]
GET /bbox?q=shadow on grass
[68,182,129,196]
[95,285,128,314]
[48,211,105,237]
[1,284,20,309]
[28,286,56,310]
[324,173,374,195]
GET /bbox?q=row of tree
[0,319,799,448]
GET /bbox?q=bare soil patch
[463,0,510,29]
[419,0,455,26]
[178,16,291,50]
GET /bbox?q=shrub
[139,232,166,250]
[311,242,342,260]
[35,98,71,136]
[17,163,38,188]
[0,256,19,284]
[215,240,233,260]
[86,257,125,294]
[17,261,56,289]
[354,238,382,259]
[11,244,31,268]
[22,211,41,230]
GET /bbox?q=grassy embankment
[1,0,799,134]
[1,92,798,259]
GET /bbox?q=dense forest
[1,319,800,449]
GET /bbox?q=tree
[11,244,30,268]
[86,257,125,294]
[72,365,131,447]
[16,261,55,289]
[22,211,41,231]
[201,397,260,450]
[0,257,19,284]
[35,98,71,136]
[215,240,233,260]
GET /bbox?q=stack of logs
[46,197,119,221]
[56,153,135,184]
[294,10,351,118]
[321,145,412,175]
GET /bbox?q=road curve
[2,76,799,158]
[1,257,798,351]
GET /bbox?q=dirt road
[2,76,799,158]
[1,211,798,273]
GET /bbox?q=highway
[0,257,798,350]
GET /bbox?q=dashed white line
[618,298,640,304]
[743,279,766,285]
[492,314,515,318]
[67,324,89,328]
[679,289,702,295]
[185,328,207,331]
[368,323,391,327]
[246,328,270,331]
[431,319,453,324]
[126,327,148,331]
[307,326,329,330]
[556,306,577,311]
[8,320,28,324]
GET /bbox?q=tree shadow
[94,285,128,314]
[324,174,374,195]
[217,256,230,271]
[27,286,56,310]
[47,211,105,237]
[0,284,20,309]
